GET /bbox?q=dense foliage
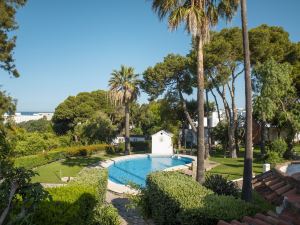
[1,91,49,225]
[17,119,52,133]
[12,129,71,156]
[52,90,116,135]
[141,172,260,225]
[0,0,26,77]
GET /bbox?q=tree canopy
[0,0,26,77]
[52,90,115,134]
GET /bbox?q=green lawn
[32,152,113,183]
[208,148,264,180]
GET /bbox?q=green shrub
[14,144,109,169]
[144,172,260,225]
[131,141,150,152]
[266,151,283,164]
[13,130,71,156]
[24,168,120,225]
[269,138,287,157]
[105,144,124,155]
[92,204,121,225]
[203,174,239,197]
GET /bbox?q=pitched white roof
[151,130,173,137]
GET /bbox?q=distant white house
[112,135,146,145]
[184,111,221,147]
[4,112,53,123]
[151,130,173,155]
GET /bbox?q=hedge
[14,144,109,169]
[26,168,120,225]
[144,172,260,225]
[131,141,151,152]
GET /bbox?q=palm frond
[108,65,140,106]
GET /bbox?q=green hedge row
[144,172,260,225]
[131,141,151,152]
[14,144,109,169]
[27,168,120,225]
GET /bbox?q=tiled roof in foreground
[218,163,300,225]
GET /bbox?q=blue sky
[1,0,299,112]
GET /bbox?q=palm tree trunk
[241,0,253,202]
[196,36,205,184]
[125,102,130,155]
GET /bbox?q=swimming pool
[108,155,193,187]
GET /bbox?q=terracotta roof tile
[218,220,231,225]
[217,167,300,225]
[275,184,293,195]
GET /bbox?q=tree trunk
[260,119,267,155]
[227,81,237,158]
[125,102,130,155]
[205,89,211,158]
[196,36,205,184]
[210,88,221,122]
[178,89,197,133]
[228,122,236,158]
[232,78,240,156]
[0,181,18,225]
[241,0,253,202]
[219,86,234,157]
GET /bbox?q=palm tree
[109,65,140,155]
[240,0,253,202]
[151,0,239,183]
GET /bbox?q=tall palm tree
[151,0,239,183]
[240,0,253,202]
[109,65,139,155]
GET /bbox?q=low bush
[23,168,120,225]
[266,151,283,164]
[269,138,287,157]
[143,172,261,225]
[14,144,109,169]
[203,174,239,197]
[92,204,121,225]
[265,138,288,164]
[105,144,124,155]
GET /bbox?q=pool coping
[100,154,196,194]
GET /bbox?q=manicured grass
[209,148,264,180]
[32,152,114,183]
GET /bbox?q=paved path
[106,191,155,225]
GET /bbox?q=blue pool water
[108,155,193,187]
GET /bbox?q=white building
[151,130,173,155]
[4,112,53,123]
[184,111,221,146]
[112,135,146,145]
